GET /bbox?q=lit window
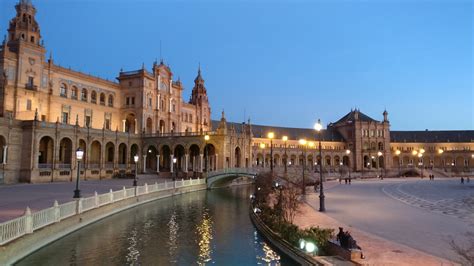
[60,84,67,97]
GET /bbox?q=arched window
[81,89,88,101]
[60,83,67,97]
[91,91,97,104]
[71,86,78,99]
[100,93,106,105]
[108,95,114,107]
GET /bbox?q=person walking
[461,177,464,184]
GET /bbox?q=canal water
[17,185,296,265]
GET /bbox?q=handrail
[0,178,206,246]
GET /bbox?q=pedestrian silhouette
[461,177,464,184]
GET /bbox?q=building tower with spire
[190,65,211,132]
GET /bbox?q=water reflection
[17,186,296,266]
[197,209,213,264]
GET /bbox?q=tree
[280,184,302,223]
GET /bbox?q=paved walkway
[0,175,175,222]
[295,194,456,265]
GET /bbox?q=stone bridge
[204,168,258,188]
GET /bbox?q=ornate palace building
[0,0,472,184]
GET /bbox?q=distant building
[0,1,472,184]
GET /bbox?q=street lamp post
[173,157,177,180]
[259,143,265,168]
[377,151,383,179]
[204,134,210,172]
[345,149,351,179]
[314,119,325,212]
[395,150,401,177]
[73,148,84,198]
[268,132,275,174]
[299,139,307,195]
[418,153,423,178]
[283,136,288,174]
[133,155,139,186]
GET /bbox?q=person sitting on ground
[337,227,345,245]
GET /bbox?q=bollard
[53,200,60,222]
[123,186,127,198]
[94,191,99,207]
[145,183,148,194]
[76,198,83,214]
[24,207,33,234]
[109,189,114,202]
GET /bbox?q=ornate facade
[0,1,471,184]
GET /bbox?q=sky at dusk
[0,0,472,130]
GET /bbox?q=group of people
[428,174,435,180]
[461,177,470,184]
[339,178,352,184]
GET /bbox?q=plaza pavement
[0,175,173,222]
[296,178,473,265]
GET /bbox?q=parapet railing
[0,178,205,246]
[204,167,259,179]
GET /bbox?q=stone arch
[118,143,127,165]
[90,140,101,167]
[58,137,73,167]
[343,155,350,166]
[71,86,78,99]
[325,155,331,166]
[130,144,139,163]
[78,139,87,163]
[108,95,114,107]
[125,113,136,134]
[81,88,88,101]
[378,156,384,168]
[174,144,186,172]
[146,117,153,134]
[189,144,200,172]
[445,156,454,166]
[38,136,54,167]
[146,145,158,172]
[60,83,68,97]
[160,145,171,171]
[363,141,369,150]
[256,153,264,166]
[363,155,370,168]
[204,143,216,171]
[105,142,114,163]
[100,92,106,105]
[91,90,97,104]
[334,155,341,166]
[235,146,242,167]
[290,154,297,166]
[455,156,464,168]
[0,135,6,164]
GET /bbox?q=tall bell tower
[1,0,46,119]
[190,66,211,132]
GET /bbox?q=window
[71,86,78,99]
[172,104,176,112]
[91,91,97,104]
[189,114,192,123]
[62,112,69,124]
[148,98,152,108]
[100,93,105,105]
[26,76,34,89]
[105,118,111,130]
[60,84,67,97]
[85,116,91,128]
[160,100,164,110]
[26,99,32,111]
[108,95,113,107]
[131,97,135,105]
[126,97,130,106]
[81,89,88,101]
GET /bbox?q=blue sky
[1,0,472,130]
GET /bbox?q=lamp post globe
[133,155,139,186]
[73,148,84,199]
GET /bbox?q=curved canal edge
[249,205,324,266]
[0,184,206,265]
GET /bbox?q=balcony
[25,83,38,91]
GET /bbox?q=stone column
[200,153,204,172]
[122,120,126,132]
[215,154,218,170]
[156,155,160,173]
[185,154,189,173]
[143,155,147,173]
[2,145,7,164]
[134,119,138,134]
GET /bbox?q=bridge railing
[205,167,258,179]
[0,178,206,246]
